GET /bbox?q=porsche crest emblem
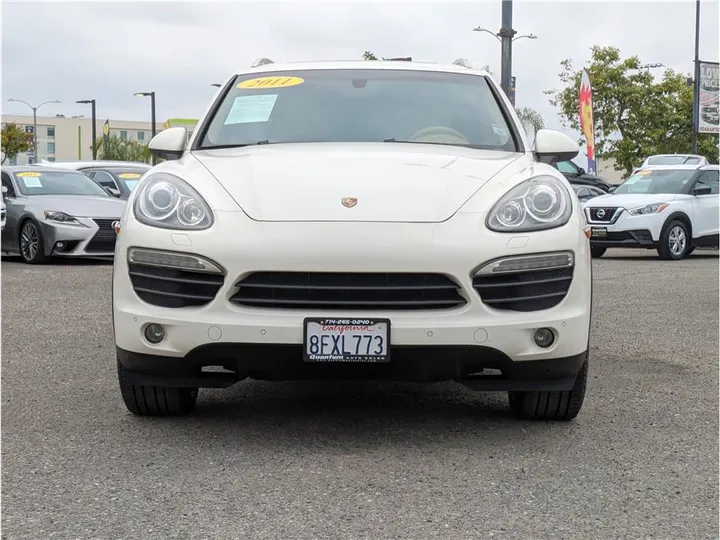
[341,197,358,208]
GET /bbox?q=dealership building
[1,115,197,165]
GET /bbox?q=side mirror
[534,129,579,163]
[148,127,188,161]
[693,185,712,196]
[578,167,587,175]
[1,186,7,195]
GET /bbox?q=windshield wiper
[201,140,275,150]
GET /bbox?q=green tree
[546,45,718,175]
[91,133,151,163]
[363,51,378,61]
[1,123,34,164]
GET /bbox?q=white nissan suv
[585,164,719,260]
[112,59,593,420]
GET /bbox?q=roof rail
[251,57,274,68]
[452,58,474,69]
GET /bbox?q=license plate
[303,318,390,363]
[591,227,607,238]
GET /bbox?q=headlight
[628,203,668,216]
[486,176,572,232]
[133,173,213,230]
[44,210,84,226]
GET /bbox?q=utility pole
[692,0,701,153]
[499,0,517,96]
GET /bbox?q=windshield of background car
[198,69,519,152]
[647,156,701,165]
[612,169,697,194]
[12,170,110,197]
[107,169,146,191]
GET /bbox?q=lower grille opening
[129,263,225,308]
[230,272,467,310]
[473,267,573,312]
[87,219,118,253]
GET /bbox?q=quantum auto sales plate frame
[303,318,391,363]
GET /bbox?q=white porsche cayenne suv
[112,59,593,420]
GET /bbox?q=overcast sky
[2,0,719,165]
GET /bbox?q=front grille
[587,207,620,223]
[86,218,118,253]
[473,267,574,312]
[230,272,467,310]
[129,263,225,308]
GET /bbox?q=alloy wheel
[20,222,39,261]
[668,225,686,257]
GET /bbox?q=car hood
[585,193,681,208]
[27,195,126,218]
[192,143,523,222]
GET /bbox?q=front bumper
[41,217,118,257]
[113,211,592,382]
[586,207,666,249]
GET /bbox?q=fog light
[533,328,555,348]
[144,323,165,344]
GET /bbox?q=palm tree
[91,133,151,163]
[515,107,545,139]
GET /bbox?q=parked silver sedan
[1,166,126,263]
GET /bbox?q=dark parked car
[556,160,613,192]
[36,160,150,200]
[571,184,605,202]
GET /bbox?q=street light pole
[472,2,536,99]
[499,0,516,96]
[76,99,97,159]
[134,91,157,164]
[692,0,701,154]
[6,98,61,163]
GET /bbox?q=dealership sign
[698,61,719,134]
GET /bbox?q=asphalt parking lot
[2,249,718,539]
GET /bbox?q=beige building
[1,114,167,165]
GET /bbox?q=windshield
[107,168,147,191]
[198,69,519,152]
[613,169,697,194]
[13,170,110,197]
[647,155,702,165]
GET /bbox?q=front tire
[508,353,588,421]
[590,246,606,258]
[19,220,47,264]
[117,360,198,416]
[658,220,689,260]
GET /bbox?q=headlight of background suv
[44,210,85,226]
[628,203,668,216]
[486,176,572,232]
[133,173,213,230]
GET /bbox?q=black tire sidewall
[660,220,689,260]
